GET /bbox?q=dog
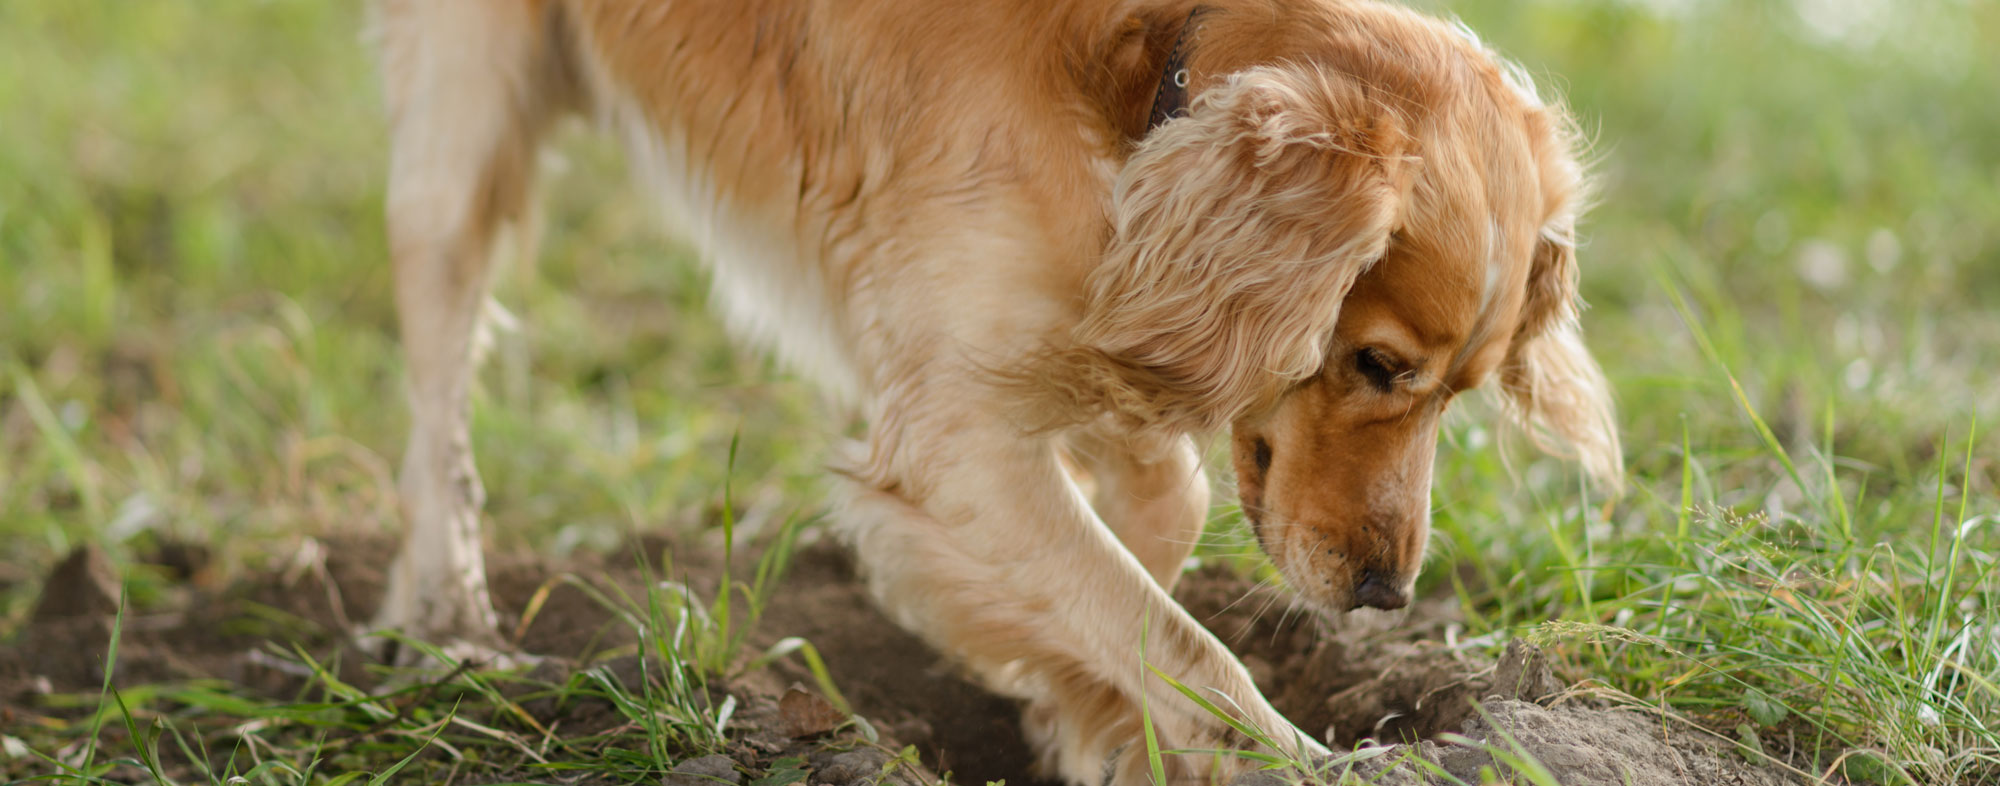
[371,0,1621,782]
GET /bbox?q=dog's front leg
[839,408,1328,785]
[1063,426,1209,593]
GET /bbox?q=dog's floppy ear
[1497,218,1624,490]
[1041,66,1412,435]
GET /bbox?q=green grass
[9,511,817,784]
[3,0,1997,783]
[1406,2,2000,781]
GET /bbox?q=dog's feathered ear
[1498,218,1624,490]
[1038,66,1412,435]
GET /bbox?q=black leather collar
[1144,9,1202,133]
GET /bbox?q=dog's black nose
[1352,570,1408,610]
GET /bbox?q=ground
[1,534,1801,785]
[1,0,1997,784]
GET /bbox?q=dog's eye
[1252,438,1272,473]
[1355,348,1398,392]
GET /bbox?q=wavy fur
[1502,90,1624,489]
[1033,65,1414,436]
[371,1,1624,782]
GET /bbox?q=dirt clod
[30,545,121,622]
[669,753,744,785]
[11,545,125,695]
[1176,572,1486,746]
[1490,639,1563,703]
[813,750,895,784]
[778,685,849,739]
[808,746,932,786]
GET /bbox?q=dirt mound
[1,535,1800,785]
[1339,700,1793,786]
[1177,571,1500,747]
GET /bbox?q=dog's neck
[1145,8,1203,134]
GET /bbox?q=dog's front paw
[1022,685,1282,786]
[1093,728,1276,786]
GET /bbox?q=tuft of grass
[1522,425,2000,783]
[7,523,826,783]
[16,611,465,784]
[1432,272,2000,783]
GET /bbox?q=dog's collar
[1144,9,1203,133]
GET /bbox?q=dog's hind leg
[371,0,565,660]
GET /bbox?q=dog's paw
[1019,683,1139,786]
[365,550,522,668]
[361,627,539,672]
[360,600,527,671]
[1021,686,1278,786]
[1092,739,1271,786]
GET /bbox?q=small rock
[667,754,742,785]
[812,750,887,784]
[31,545,121,622]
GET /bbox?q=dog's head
[1057,2,1621,611]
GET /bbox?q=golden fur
[370,0,1621,781]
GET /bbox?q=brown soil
[0,534,1799,785]
[1353,700,1795,786]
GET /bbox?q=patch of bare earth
[1181,578,1796,786]
[1,536,1797,785]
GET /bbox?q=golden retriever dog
[372,0,1621,781]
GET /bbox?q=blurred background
[1,0,1995,698]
